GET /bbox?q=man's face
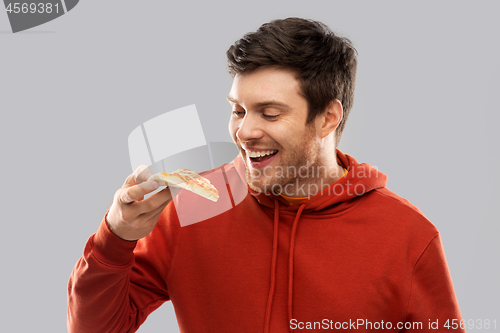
[228,67,325,195]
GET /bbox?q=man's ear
[318,99,343,139]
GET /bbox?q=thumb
[120,179,160,204]
[123,165,153,188]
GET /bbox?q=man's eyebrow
[227,97,291,110]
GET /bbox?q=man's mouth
[246,150,278,163]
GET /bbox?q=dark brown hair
[226,17,357,146]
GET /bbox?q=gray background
[1,1,498,332]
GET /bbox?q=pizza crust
[148,169,219,202]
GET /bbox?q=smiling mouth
[247,150,278,163]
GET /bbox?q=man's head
[226,17,357,147]
[226,18,357,195]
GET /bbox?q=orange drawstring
[264,199,306,333]
[288,204,306,333]
[264,199,280,333]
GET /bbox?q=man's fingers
[135,187,172,215]
[120,179,160,204]
[139,193,171,222]
[123,165,153,188]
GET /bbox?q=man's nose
[236,114,264,143]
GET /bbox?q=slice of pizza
[148,168,219,202]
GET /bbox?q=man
[68,18,464,332]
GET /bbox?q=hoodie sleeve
[404,233,465,332]
[67,212,172,333]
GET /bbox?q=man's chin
[246,178,274,195]
[244,165,281,194]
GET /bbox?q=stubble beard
[244,126,325,196]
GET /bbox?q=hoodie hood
[233,148,388,212]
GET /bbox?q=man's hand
[107,165,172,241]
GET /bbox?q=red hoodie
[67,149,464,332]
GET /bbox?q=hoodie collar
[234,148,388,213]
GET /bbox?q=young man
[68,18,464,332]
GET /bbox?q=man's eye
[232,111,245,117]
[263,114,279,119]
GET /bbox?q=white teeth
[246,150,277,158]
